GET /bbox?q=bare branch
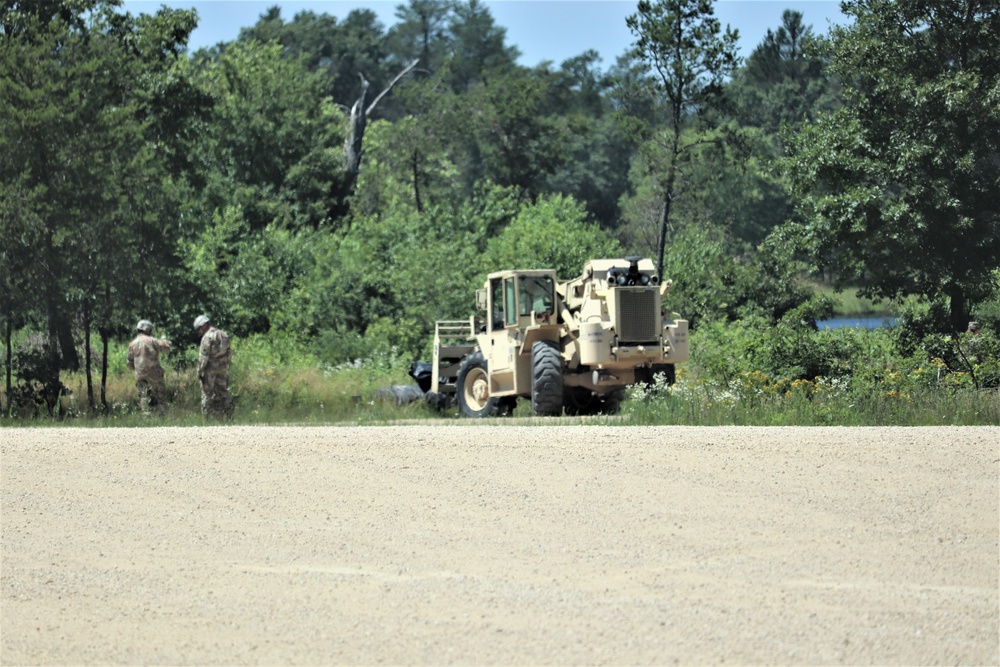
[365,58,420,116]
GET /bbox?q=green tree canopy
[727,10,839,133]
[779,0,1000,332]
[1,0,200,407]
[481,193,622,279]
[624,0,741,277]
[191,40,347,231]
[445,0,519,92]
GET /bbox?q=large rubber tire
[456,352,500,418]
[531,341,564,416]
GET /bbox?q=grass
[3,327,998,427]
[2,336,425,426]
[809,280,896,317]
[622,377,1000,426]
[6,363,997,427]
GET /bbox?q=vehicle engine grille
[616,288,658,342]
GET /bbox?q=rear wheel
[531,341,563,416]
[456,352,500,418]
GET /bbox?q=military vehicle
[428,256,688,417]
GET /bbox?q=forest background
[1,0,998,423]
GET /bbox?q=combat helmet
[136,319,153,334]
[193,314,210,330]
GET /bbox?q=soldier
[126,320,172,415]
[194,315,233,419]
[964,321,984,364]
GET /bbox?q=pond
[817,316,898,330]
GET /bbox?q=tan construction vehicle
[428,256,688,417]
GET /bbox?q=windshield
[519,275,555,315]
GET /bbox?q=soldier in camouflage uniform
[126,320,172,415]
[194,315,233,419]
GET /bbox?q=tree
[342,55,420,180]
[289,184,523,360]
[534,52,634,227]
[385,0,452,77]
[1,1,201,411]
[237,6,391,105]
[350,111,463,217]
[232,7,418,205]
[191,40,346,230]
[727,10,839,133]
[461,67,572,197]
[0,176,40,410]
[779,0,1000,332]
[624,0,741,278]
[481,194,622,279]
[445,0,519,92]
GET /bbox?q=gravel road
[2,425,997,665]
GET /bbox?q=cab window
[519,275,554,315]
[490,278,504,331]
[504,278,517,326]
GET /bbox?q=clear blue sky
[121,0,849,68]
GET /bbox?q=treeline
[2,0,998,412]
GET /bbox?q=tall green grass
[621,371,1000,426]
[3,326,997,427]
[809,281,895,317]
[3,334,426,426]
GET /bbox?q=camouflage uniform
[198,326,233,418]
[963,322,984,364]
[126,332,171,415]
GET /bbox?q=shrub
[4,334,67,416]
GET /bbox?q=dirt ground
[1,425,997,666]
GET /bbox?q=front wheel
[531,341,564,416]
[456,352,500,418]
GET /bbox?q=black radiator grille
[617,289,658,342]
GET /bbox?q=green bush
[628,317,999,426]
[4,314,998,426]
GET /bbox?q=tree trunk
[84,303,94,410]
[947,283,967,334]
[100,328,109,411]
[655,115,683,279]
[411,149,423,213]
[342,59,420,179]
[44,297,61,415]
[343,75,370,177]
[41,222,79,373]
[655,192,673,279]
[56,311,79,372]
[4,315,10,413]
[100,284,111,411]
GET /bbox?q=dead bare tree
[343,58,420,177]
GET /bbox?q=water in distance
[817,316,898,330]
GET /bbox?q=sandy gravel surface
[2,425,997,665]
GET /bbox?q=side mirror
[476,289,487,312]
